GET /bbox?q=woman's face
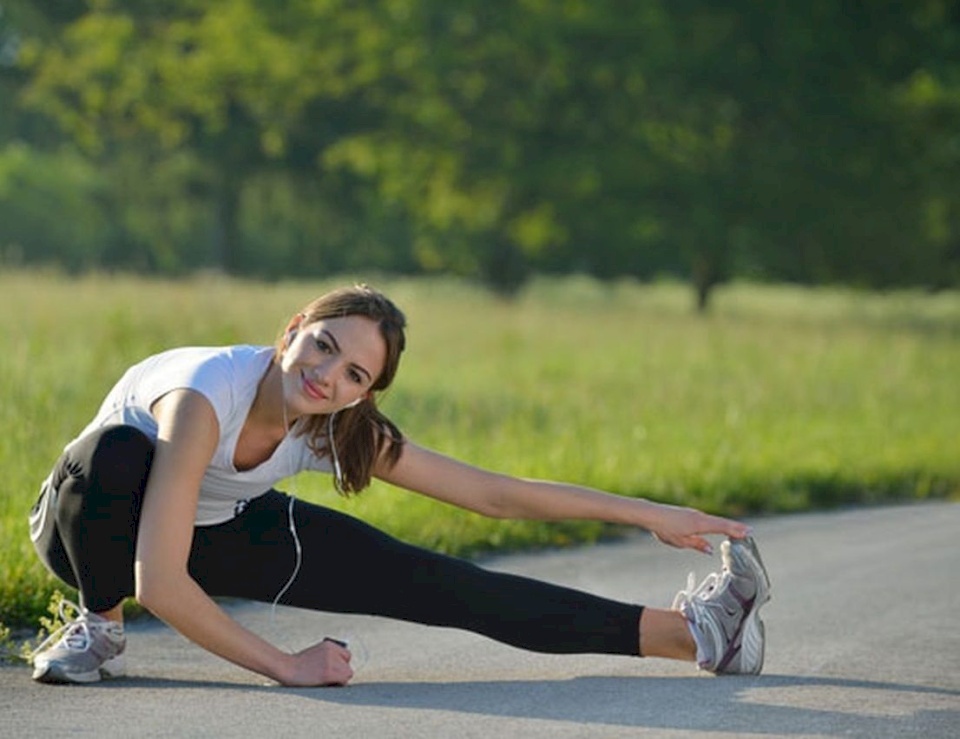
[280,314,387,416]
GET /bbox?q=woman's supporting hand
[280,638,354,687]
[647,503,753,555]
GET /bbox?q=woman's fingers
[719,517,753,540]
[652,507,753,554]
[286,639,354,687]
[696,536,714,555]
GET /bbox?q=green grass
[1,270,958,629]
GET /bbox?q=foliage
[0,589,66,664]
[0,141,109,268]
[1,1,959,303]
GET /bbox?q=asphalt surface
[2,501,958,738]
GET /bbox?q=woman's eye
[348,369,362,383]
[316,339,331,353]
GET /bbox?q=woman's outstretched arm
[374,441,751,554]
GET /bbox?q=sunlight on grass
[1,270,958,627]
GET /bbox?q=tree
[21,1,333,272]
[10,0,959,301]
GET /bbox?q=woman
[29,284,770,686]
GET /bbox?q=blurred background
[1,0,958,307]
[2,2,960,630]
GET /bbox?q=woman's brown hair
[276,284,407,494]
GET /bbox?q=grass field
[1,270,958,629]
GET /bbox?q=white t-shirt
[64,345,333,526]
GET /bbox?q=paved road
[2,502,959,738]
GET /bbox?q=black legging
[30,424,644,656]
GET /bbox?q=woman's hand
[647,503,753,555]
[280,638,354,687]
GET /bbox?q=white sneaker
[31,600,126,684]
[673,536,771,675]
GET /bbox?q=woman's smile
[300,371,328,401]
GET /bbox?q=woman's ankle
[639,608,696,661]
[94,602,125,625]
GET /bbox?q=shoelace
[29,599,108,660]
[672,571,721,611]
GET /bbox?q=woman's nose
[309,357,340,385]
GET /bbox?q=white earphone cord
[328,411,345,491]
[266,495,368,672]
[268,495,303,648]
[269,387,360,663]
[269,375,302,644]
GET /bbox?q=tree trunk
[482,235,530,297]
[212,174,242,273]
[692,253,718,313]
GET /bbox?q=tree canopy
[2,0,958,307]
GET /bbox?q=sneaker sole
[32,654,126,685]
[723,537,771,675]
[739,612,766,675]
[728,537,771,606]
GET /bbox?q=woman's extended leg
[190,492,650,657]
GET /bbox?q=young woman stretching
[29,284,770,686]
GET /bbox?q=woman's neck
[249,362,290,439]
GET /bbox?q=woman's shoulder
[116,345,272,404]
[146,343,270,364]
[134,344,272,377]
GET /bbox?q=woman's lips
[301,372,328,401]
